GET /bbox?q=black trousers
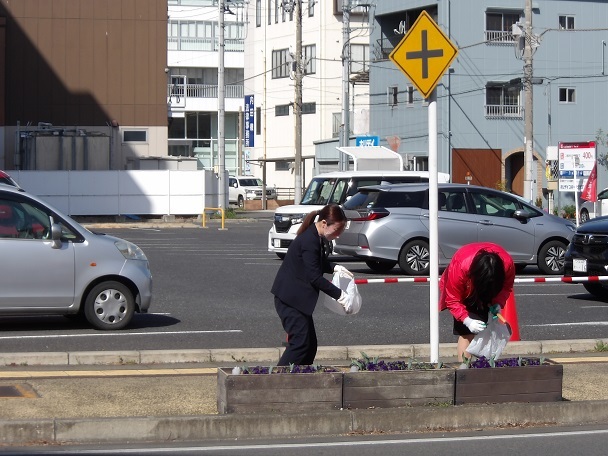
[274,296,317,366]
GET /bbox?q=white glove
[463,317,486,334]
[334,264,354,278]
[337,291,353,314]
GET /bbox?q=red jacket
[439,242,515,322]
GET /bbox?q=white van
[268,170,450,258]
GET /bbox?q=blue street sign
[356,135,380,147]
[244,95,255,147]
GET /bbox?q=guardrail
[202,207,226,230]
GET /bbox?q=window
[302,102,316,114]
[485,11,520,43]
[256,107,262,135]
[272,48,290,79]
[308,0,314,17]
[332,112,341,138]
[559,15,574,30]
[275,0,279,23]
[350,44,369,74]
[268,0,272,25]
[303,45,316,75]
[406,86,414,105]
[123,130,147,142]
[485,83,522,118]
[559,87,576,103]
[388,86,398,107]
[256,0,261,27]
[275,160,291,171]
[276,104,290,116]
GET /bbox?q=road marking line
[526,322,608,327]
[0,330,242,340]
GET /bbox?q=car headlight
[115,240,148,260]
[291,214,306,224]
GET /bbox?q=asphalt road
[0,220,607,353]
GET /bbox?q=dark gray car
[334,183,576,275]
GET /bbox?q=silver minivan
[0,185,152,329]
[334,183,576,275]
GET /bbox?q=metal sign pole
[428,89,439,363]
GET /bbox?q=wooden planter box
[454,362,563,405]
[217,368,343,414]
[343,369,456,409]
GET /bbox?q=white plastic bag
[466,314,511,359]
[318,271,362,316]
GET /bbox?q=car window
[470,191,524,218]
[238,179,262,187]
[376,190,426,208]
[444,191,468,213]
[0,199,50,239]
[330,179,348,204]
[301,178,336,205]
[343,190,380,209]
[229,178,236,186]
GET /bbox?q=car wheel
[398,240,430,276]
[238,195,244,209]
[84,281,135,330]
[537,240,567,275]
[580,209,590,224]
[365,260,397,273]
[276,252,285,260]
[583,283,608,300]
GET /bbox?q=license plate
[273,239,281,248]
[573,258,587,273]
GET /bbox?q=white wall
[11,170,220,216]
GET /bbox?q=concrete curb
[1,339,606,367]
[3,400,608,445]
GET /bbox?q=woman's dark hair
[465,250,505,307]
[297,203,347,236]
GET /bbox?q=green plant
[561,205,576,219]
[350,352,443,371]
[534,196,543,209]
[594,340,608,352]
[495,180,507,192]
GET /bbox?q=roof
[336,146,403,171]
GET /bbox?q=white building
[167,0,245,173]
[243,0,372,192]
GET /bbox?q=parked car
[0,170,20,189]
[580,187,608,223]
[0,185,152,329]
[229,175,276,208]
[268,170,450,259]
[564,215,608,299]
[334,183,576,275]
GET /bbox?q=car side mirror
[50,223,63,249]
[512,209,530,221]
[233,183,238,188]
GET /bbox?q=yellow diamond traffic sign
[389,11,458,99]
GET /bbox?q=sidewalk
[2,339,608,446]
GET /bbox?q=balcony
[168,84,244,99]
[485,104,523,119]
[168,37,244,52]
[484,30,515,45]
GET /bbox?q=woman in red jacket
[439,242,515,361]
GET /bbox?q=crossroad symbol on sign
[389,11,458,99]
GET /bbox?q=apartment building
[167,0,244,173]
[0,0,168,171]
[243,0,372,190]
[369,1,608,207]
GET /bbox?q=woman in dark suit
[271,204,353,366]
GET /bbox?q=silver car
[334,183,576,275]
[0,185,152,329]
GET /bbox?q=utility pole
[218,0,226,209]
[339,0,350,171]
[523,0,533,201]
[294,0,303,203]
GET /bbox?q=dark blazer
[271,224,341,315]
